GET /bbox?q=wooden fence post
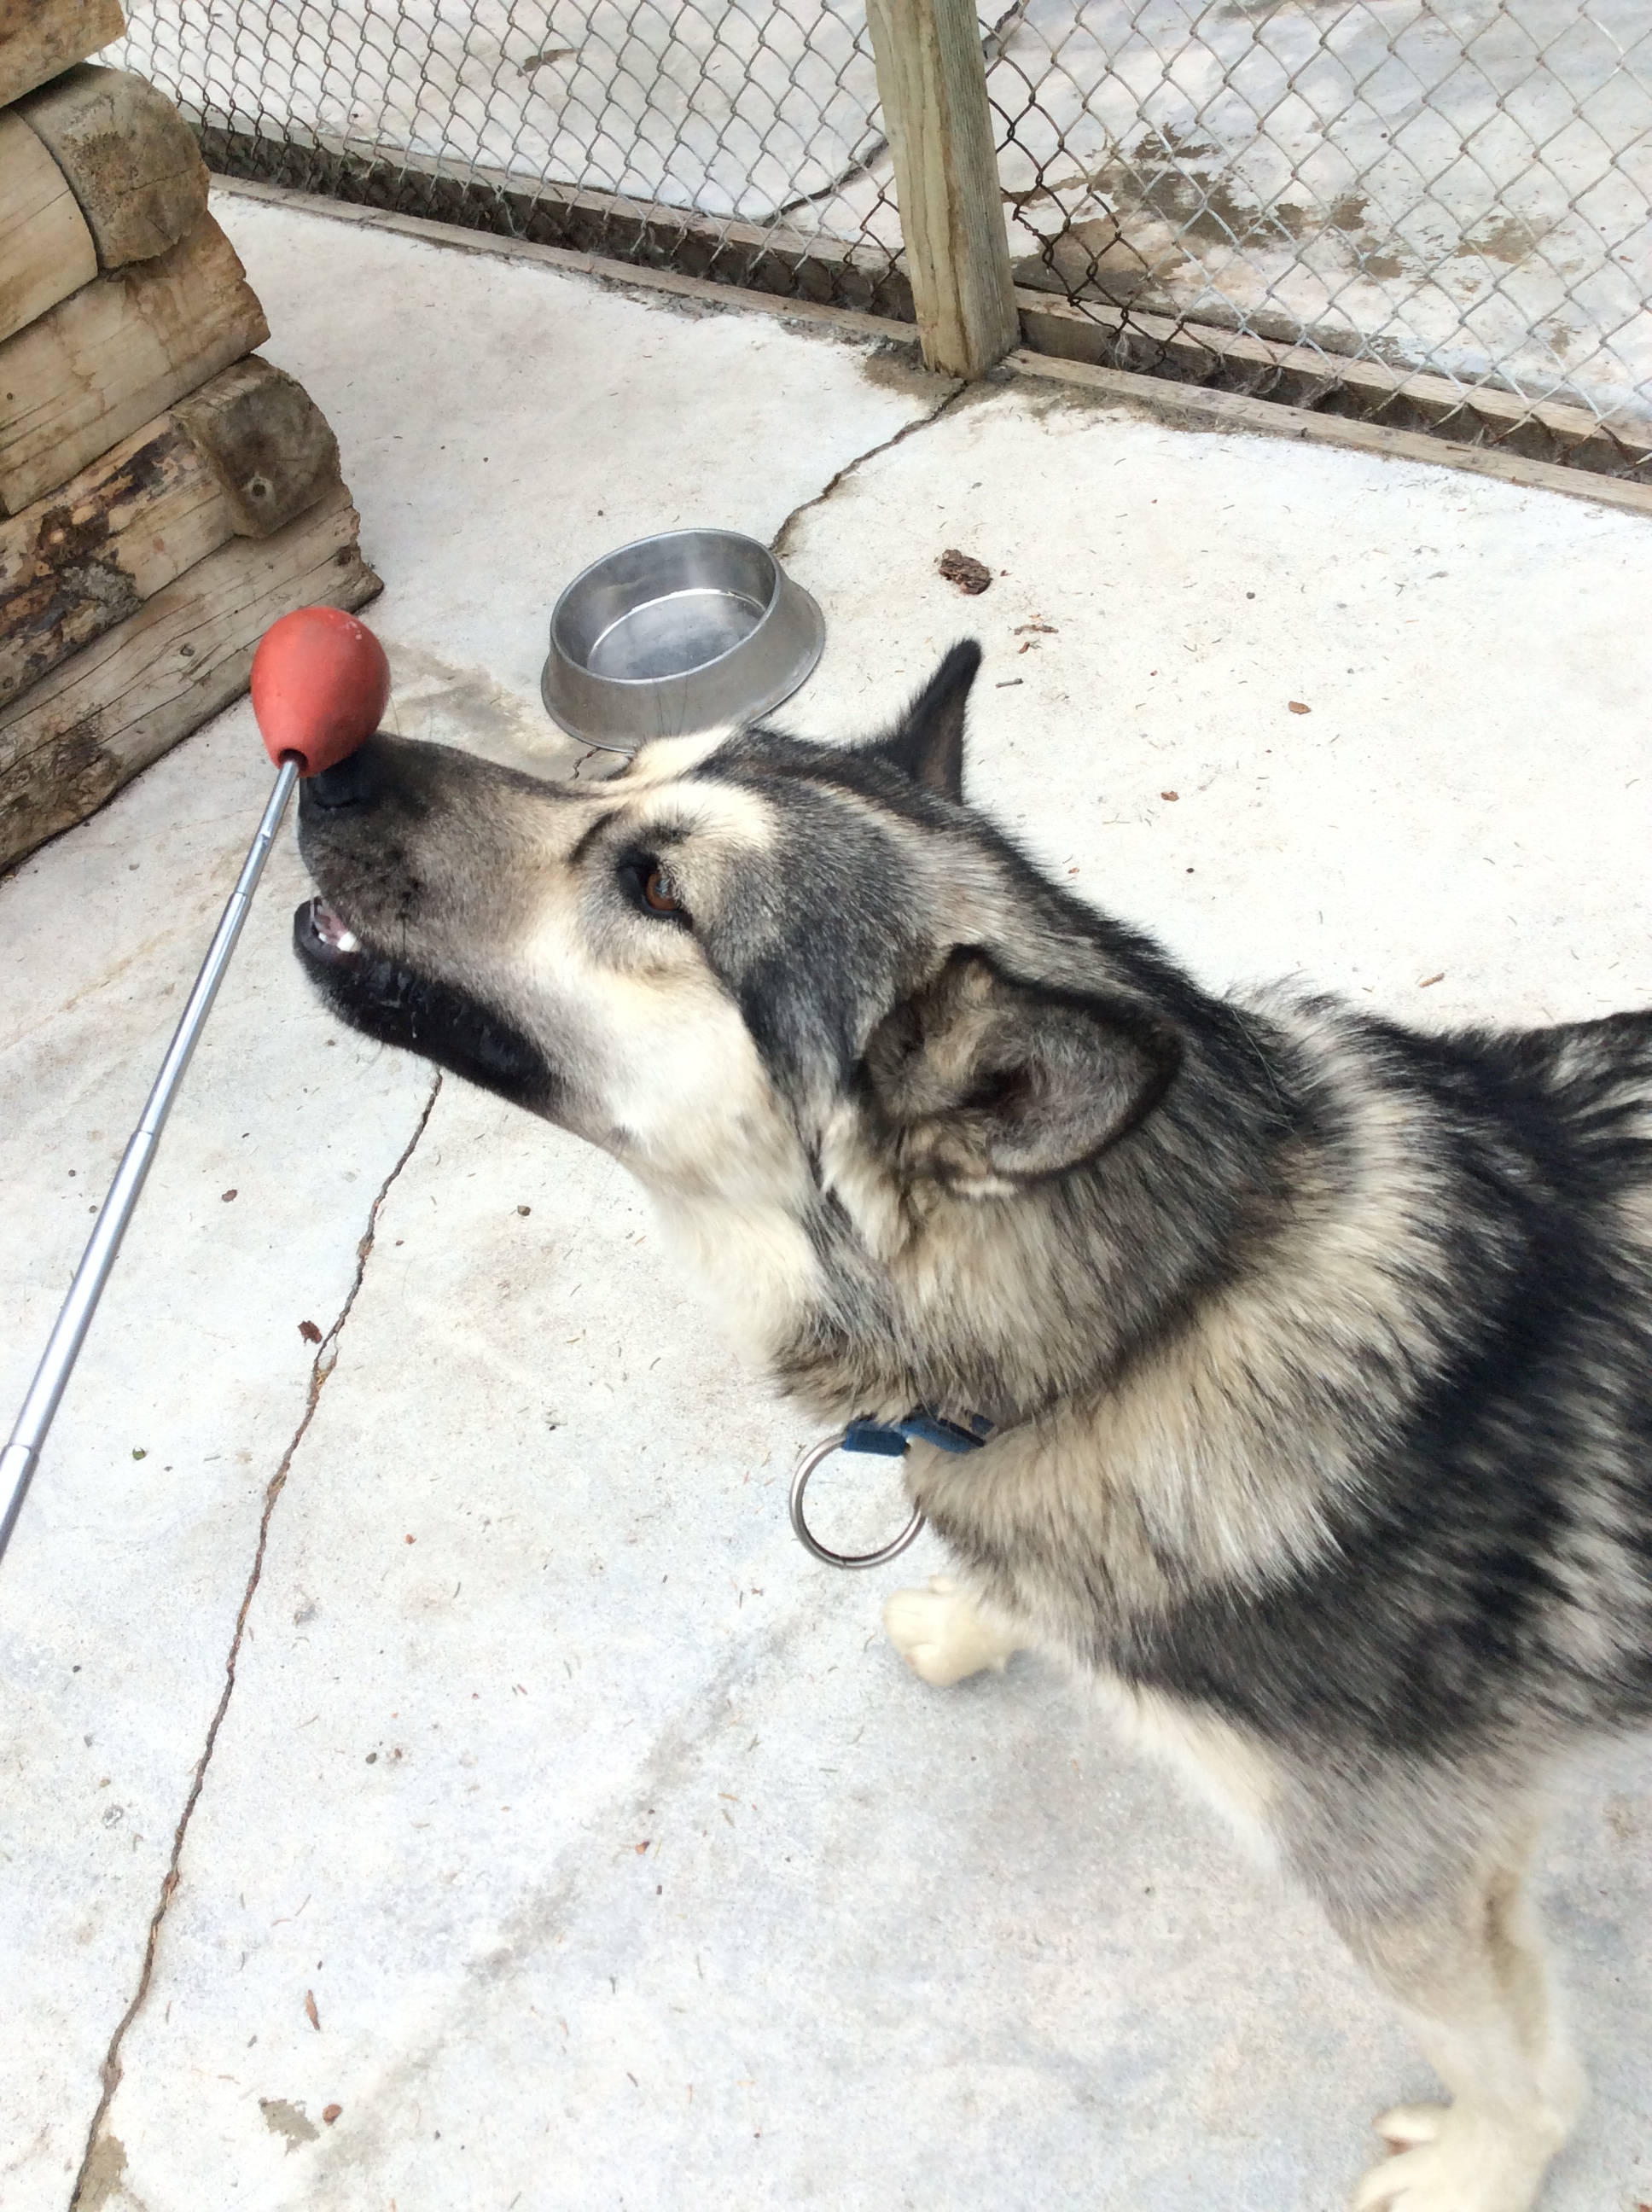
[864,0,1019,379]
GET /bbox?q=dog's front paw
[883,1576,1021,1687]
[1352,2103,1556,2212]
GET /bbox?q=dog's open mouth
[292,894,563,1115]
[297,896,368,968]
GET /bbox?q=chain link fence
[114,0,1651,480]
[113,0,910,315]
[994,0,1652,478]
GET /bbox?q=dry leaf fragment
[298,1320,323,1344]
[323,2104,342,2125]
[1161,790,1179,801]
[1013,621,1056,634]
[1288,701,1311,715]
[1418,972,1446,988]
[635,1839,651,1854]
[304,1989,320,2030]
[938,548,992,596]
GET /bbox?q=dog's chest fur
[688,989,1652,1764]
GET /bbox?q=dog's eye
[620,855,688,923]
[643,867,680,915]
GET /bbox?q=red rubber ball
[251,606,392,776]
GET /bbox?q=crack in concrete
[67,1070,445,2210]
[770,377,972,565]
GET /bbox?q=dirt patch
[74,2132,138,2211]
[259,2097,320,2152]
[855,338,951,400]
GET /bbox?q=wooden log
[17,64,209,270]
[0,0,125,110]
[0,483,380,870]
[172,355,340,536]
[864,0,1017,377]
[0,108,96,345]
[0,358,343,709]
[0,418,224,713]
[0,212,269,515]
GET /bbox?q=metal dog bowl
[540,528,824,753]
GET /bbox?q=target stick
[0,607,390,1565]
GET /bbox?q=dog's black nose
[304,745,379,811]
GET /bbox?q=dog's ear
[862,951,1180,1193]
[870,640,981,801]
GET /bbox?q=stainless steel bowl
[540,528,824,753]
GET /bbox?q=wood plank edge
[206,174,923,351]
[1011,287,1643,453]
[1005,350,1652,521]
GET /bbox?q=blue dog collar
[789,1408,995,1569]
[842,1410,996,1457]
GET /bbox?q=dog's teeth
[312,900,362,954]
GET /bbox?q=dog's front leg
[1335,1837,1585,2212]
[883,1575,1024,1686]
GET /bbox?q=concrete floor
[3,194,1652,2212]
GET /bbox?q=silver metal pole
[0,756,301,1565]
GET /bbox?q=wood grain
[0,484,380,870]
[864,0,1017,377]
[173,355,340,538]
[0,0,125,111]
[17,64,209,269]
[0,108,96,345]
[0,213,269,515]
[0,358,342,709]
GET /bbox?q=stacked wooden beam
[0,2,380,870]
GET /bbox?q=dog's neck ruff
[788,1408,995,1570]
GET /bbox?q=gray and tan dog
[294,642,1652,2212]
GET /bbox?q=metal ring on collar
[788,1429,927,1570]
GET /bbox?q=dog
[293,640,1652,2212]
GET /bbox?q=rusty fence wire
[114,1,1652,479]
